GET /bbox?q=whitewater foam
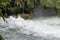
[0,16,60,38]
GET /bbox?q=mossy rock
[20,14,32,20]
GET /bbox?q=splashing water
[0,16,60,40]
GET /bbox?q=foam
[0,16,60,38]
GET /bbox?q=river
[0,16,60,40]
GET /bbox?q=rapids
[0,16,60,40]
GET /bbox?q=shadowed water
[32,6,57,18]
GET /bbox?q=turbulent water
[0,16,60,40]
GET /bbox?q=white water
[0,16,60,40]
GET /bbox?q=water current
[0,16,60,40]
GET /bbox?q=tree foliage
[0,0,6,21]
[40,0,60,9]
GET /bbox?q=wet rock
[20,14,32,19]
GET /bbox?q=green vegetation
[27,0,34,9]
[0,35,4,40]
[40,0,60,16]
[58,9,60,16]
[0,0,5,5]
[40,0,56,8]
[0,0,34,19]
[0,0,6,21]
[0,0,60,18]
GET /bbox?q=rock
[20,13,32,19]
